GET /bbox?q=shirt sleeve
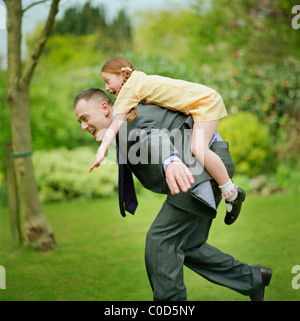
[163,155,182,172]
[163,131,222,172]
[209,130,223,147]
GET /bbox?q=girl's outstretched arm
[89,114,126,172]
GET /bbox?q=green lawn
[0,192,299,301]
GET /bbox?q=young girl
[90,57,246,224]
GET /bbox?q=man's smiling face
[74,98,112,142]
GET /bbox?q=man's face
[74,98,112,141]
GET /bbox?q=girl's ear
[121,69,127,79]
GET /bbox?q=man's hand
[165,161,195,195]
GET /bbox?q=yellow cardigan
[113,70,227,122]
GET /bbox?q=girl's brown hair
[101,57,137,123]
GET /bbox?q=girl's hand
[89,146,106,172]
[89,161,100,172]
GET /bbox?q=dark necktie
[117,138,138,217]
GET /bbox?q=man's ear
[101,102,110,116]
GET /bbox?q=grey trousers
[145,200,262,301]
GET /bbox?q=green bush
[271,162,300,194]
[33,147,119,202]
[218,111,271,176]
[233,162,300,195]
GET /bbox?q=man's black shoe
[224,187,246,225]
[250,267,272,301]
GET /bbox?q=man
[73,88,272,301]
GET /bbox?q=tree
[52,2,132,52]
[53,1,107,35]
[4,0,60,250]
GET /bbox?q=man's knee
[145,228,160,251]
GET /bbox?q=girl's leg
[191,121,237,201]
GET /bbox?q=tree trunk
[4,0,59,250]
[8,83,56,250]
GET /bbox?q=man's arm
[163,130,222,194]
[128,121,195,195]
[165,161,195,195]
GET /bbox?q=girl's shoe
[224,187,246,225]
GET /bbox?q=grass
[0,191,299,301]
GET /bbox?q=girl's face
[101,72,124,97]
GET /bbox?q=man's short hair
[73,88,113,109]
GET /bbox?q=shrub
[33,147,118,202]
[271,162,300,194]
[218,111,271,176]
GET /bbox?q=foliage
[54,1,107,35]
[32,147,118,202]
[219,56,300,127]
[211,56,300,165]
[53,1,132,52]
[233,163,300,196]
[31,146,144,203]
[134,0,300,65]
[271,162,300,194]
[218,112,271,176]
